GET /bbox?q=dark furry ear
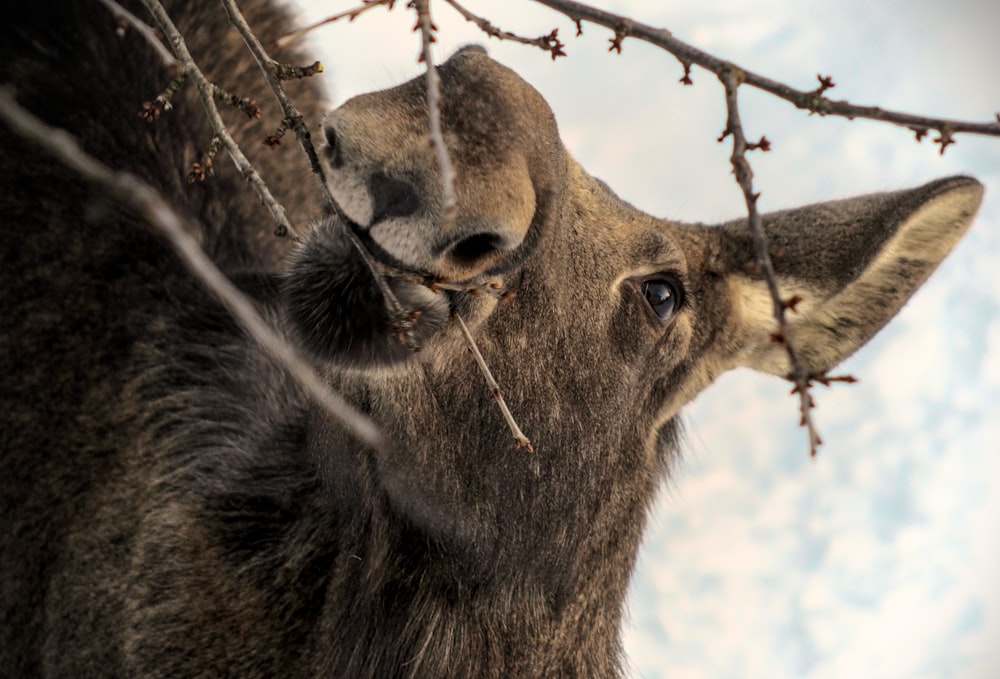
[721,176,983,376]
[281,217,450,367]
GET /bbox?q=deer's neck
[302,363,665,677]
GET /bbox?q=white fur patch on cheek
[368,217,436,268]
[326,171,374,227]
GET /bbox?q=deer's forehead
[617,228,687,275]
[583,208,721,276]
[332,49,558,167]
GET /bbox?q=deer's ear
[723,176,983,377]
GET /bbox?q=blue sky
[294,2,1000,676]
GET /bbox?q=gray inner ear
[730,177,983,377]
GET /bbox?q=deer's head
[285,43,980,427]
[281,46,981,567]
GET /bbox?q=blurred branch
[0,88,388,453]
[96,0,179,70]
[412,0,458,228]
[442,0,566,59]
[412,2,530,445]
[274,0,398,49]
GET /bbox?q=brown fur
[0,2,983,677]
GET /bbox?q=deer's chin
[281,219,451,369]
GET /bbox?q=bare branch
[137,0,299,239]
[0,87,388,453]
[138,73,187,122]
[385,270,515,302]
[219,0,324,179]
[96,0,179,70]
[518,0,998,455]
[530,0,1000,144]
[453,312,534,453]
[717,69,822,456]
[442,0,566,59]
[412,0,458,228]
[211,84,262,120]
[188,134,223,183]
[219,0,412,346]
[274,0,398,50]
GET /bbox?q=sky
[292,1,1000,677]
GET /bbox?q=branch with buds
[718,68,832,457]
[530,0,1000,149]
[136,0,300,238]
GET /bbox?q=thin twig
[412,0,458,228]
[96,0,179,70]
[385,270,514,301]
[530,0,1000,147]
[442,0,566,59]
[219,0,324,179]
[138,73,187,122]
[718,69,822,456]
[219,0,412,344]
[138,0,299,239]
[0,88,388,453]
[274,0,398,49]
[453,312,534,453]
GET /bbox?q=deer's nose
[320,114,535,281]
[368,171,519,278]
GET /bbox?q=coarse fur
[0,1,984,678]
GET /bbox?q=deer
[0,0,984,677]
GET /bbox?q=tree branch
[96,0,179,70]
[0,87,388,453]
[412,0,458,228]
[137,0,299,238]
[411,2,531,448]
[522,0,999,454]
[274,0,398,50]
[218,0,414,347]
[219,0,325,180]
[530,0,1000,146]
[717,69,823,456]
[441,0,566,59]
[454,312,534,453]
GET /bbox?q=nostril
[323,125,344,168]
[370,171,419,221]
[323,124,337,148]
[448,233,505,265]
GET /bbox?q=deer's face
[283,47,982,458]
[284,46,568,367]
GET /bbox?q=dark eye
[641,278,682,321]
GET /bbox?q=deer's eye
[641,278,682,321]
